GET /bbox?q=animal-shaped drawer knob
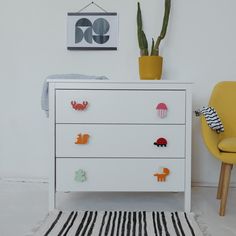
[74,169,87,183]
[156,103,168,118]
[75,133,90,144]
[154,167,170,182]
[71,101,88,111]
[154,137,168,147]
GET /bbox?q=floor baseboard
[192,181,236,188]
[1,177,236,188]
[1,177,48,184]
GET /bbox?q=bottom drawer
[56,159,185,192]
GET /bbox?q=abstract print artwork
[67,12,118,50]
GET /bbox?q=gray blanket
[41,74,108,117]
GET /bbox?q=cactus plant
[137,2,148,56]
[137,0,171,56]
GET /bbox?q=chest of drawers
[48,80,192,212]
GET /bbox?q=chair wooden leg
[217,163,226,199]
[219,163,233,216]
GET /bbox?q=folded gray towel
[41,74,109,117]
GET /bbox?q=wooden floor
[0,180,236,236]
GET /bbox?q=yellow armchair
[201,81,236,216]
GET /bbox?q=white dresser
[48,80,192,212]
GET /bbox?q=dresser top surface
[47,79,193,84]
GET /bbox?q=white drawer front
[56,159,185,192]
[56,90,185,124]
[56,124,185,158]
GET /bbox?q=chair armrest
[200,116,221,158]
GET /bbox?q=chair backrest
[209,81,236,138]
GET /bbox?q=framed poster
[67,12,118,50]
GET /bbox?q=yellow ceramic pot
[139,56,163,80]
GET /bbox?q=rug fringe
[194,212,212,236]
[25,210,59,236]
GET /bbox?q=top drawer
[56,90,186,124]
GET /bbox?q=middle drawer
[56,124,185,158]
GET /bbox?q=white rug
[31,210,204,236]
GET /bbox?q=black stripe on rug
[99,211,107,236]
[58,211,74,236]
[171,212,180,236]
[152,212,158,236]
[104,211,112,235]
[110,211,117,236]
[127,211,132,236]
[87,211,98,236]
[63,211,78,236]
[121,211,127,236]
[143,211,148,236]
[116,211,122,235]
[81,211,94,235]
[156,212,162,236]
[138,211,142,236]
[184,212,196,236]
[161,212,170,236]
[75,211,89,235]
[175,212,185,236]
[132,211,137,236]
[44,211,62,236]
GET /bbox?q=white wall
[0,0,236,185]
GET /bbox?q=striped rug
[33,210,203,236]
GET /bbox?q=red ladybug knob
[154,137,168,147]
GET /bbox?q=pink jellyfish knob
[156,103,168,118]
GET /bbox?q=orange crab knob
[71,101,89,111]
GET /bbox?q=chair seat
[218,137,236,153]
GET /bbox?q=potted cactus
[137,0,171,80]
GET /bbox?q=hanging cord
[78,1,108,13]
